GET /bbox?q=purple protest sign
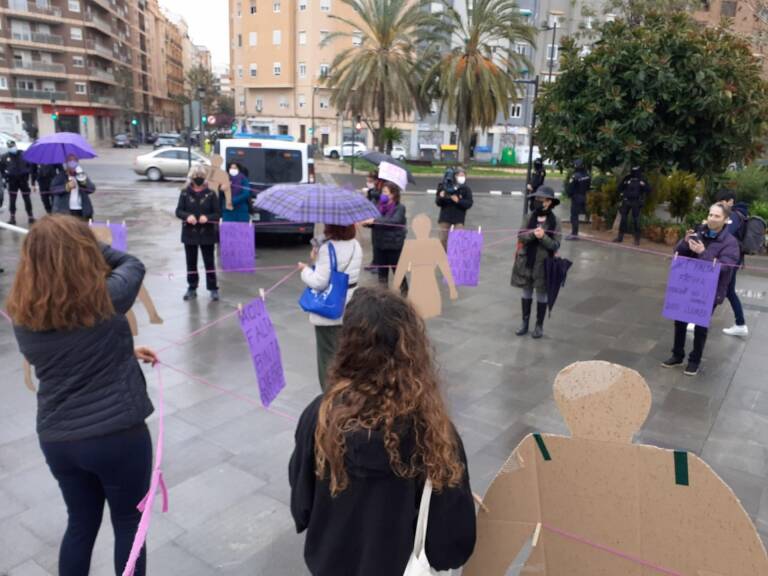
[220,221,255,273]
[239,297,286,407]
[109,222,127,252]
[447,229,484,286]
[662,255,721,327]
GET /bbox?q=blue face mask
[67,160,79,170]
[8,148,17,155]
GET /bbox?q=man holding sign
[662,203,740,376]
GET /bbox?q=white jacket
[301,239,363,326]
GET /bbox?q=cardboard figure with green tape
[464,361,768,576]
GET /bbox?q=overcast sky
[158,0,229,70]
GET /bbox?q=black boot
[613,235,624,243]
[516,298,532,336]
[531,302,548,339]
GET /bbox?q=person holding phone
[51,154,96,220]
[662,203,740,376]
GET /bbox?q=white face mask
[229,168,239,177]
[457,176,466,185]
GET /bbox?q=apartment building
[693,0,767,70]
[0,0,206,141]
[194,44,211,71]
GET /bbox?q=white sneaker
[723,324,749,337]
[687,323,695,333]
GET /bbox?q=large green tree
[536,13,768,177]
[322,0,441,151]
[423,0,534,163]
[184,65,219,108]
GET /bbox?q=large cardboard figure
[392,213,458,319]
[208,154,233,210]
[465,361,768,576]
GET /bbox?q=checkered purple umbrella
[254,184,380,225]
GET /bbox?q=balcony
[88,67,115,82]
[93,95,117,105]
[86,39,114,59]
[84,11,113,35]
[7,0,62,18]
[12,59,66,73]
[13,88,67,101]
[10,31,63,45]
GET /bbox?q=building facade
[0,0,208,141]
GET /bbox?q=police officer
[1,140,37,225]
[566,159,590,240]
[526,157,546,212]
[614,166,650,246]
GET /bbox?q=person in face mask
[436,167,473,249]
[365,171,381,205]
[175,165,221,301]
[50,154,96,220]
[511,186,562,339]
[1,140,38,224]
[661,203,740,376]
[362,182,408,295]
[526,158,546,212]
[221,162,251,222]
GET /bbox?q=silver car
[133,147,210,181]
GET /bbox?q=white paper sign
[379,161,408,191]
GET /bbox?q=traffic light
[82,116,88,125]
[202,115,208,125]
[131,118,138,126]
[51,111,59,121]
[231,121,238,133]
[308,127,314,135]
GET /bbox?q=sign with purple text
[220,221,255,273]
[447,229,484,287]
[662,256,721,327]
[239,297,286,407]
[109,222,127,252]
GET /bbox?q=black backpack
[739,215,767,255]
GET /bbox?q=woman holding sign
[662,203,740,376]
[289,287,476,576]
[6,215,158,576]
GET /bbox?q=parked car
[153,133,183,149]
[391,145,407,161]
[146,132,159,144]
[323,141,368,159]
[133,147,210,181]
[113,133,138,148]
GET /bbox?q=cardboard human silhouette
[464,360,768,576]
[208,153,232,210]
[392,213,457,319]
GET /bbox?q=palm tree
[424,0,535,163]
[322,0,441,151]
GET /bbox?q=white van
[215,137,316,243]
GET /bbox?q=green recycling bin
[500,147,516,166]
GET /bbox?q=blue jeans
[726,270,745,326]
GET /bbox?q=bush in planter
[587,174,620,227]
[667,171,700,222]
[750,200,768,221]
[684,205,709,230]
[723,166,768,206]
[643,171,668,217]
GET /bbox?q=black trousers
[41,190,53,214]
[40,424,152,576]
[8,176,33,216]
[374,246,408,295]
[570,196,586,236]
[673,320,708,363]
[618,202,642,241]
[184,243,218,290]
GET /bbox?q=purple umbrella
[254,183,380,225]
[23,132,97,165]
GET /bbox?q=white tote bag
[403,479,451,576]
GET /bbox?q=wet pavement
[1,148,767,574]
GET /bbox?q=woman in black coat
[7,215,157,576]
[175,165,222,301]
[362,182,407,294]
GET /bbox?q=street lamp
[543,15,561,84]
[351,118,362,175]
[514,76,540,216]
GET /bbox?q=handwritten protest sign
[239,297,286,407]
[220,221,255,273]
[662,256,721,327]
[109,222,128,252]
[447,229,484,287]
[379,161,408,191]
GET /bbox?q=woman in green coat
[511,186,562,339]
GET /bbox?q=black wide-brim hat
[527,185,561,207]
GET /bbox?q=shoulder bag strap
[327,241,338,272]
[412,479,433,558]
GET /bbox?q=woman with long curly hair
[289,287,476,576]
[7,215,157,576]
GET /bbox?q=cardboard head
[210,154,224,169]
[554,360,651,443]
[412,213,432,239]
[91,225,112,245]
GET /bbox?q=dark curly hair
[315,287,464,495]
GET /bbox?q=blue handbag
[299,242,350,320]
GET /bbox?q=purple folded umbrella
[23,132,98,165]
[254,183,380,225]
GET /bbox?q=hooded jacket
[674,225,740,305]
[289,395,476,576]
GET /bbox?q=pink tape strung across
[541,523,684,576]
[264,267,301,298]
[122,364,168,576]
[150,263,298,278]
[155,309,242,354]
[0,309,12,324]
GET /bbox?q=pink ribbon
[122,364,168,576]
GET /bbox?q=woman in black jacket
[7,215,157,576]
[436,167,473,249]
[289,287,476,576]
[175,165,221,301]
[363,182,407,294]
